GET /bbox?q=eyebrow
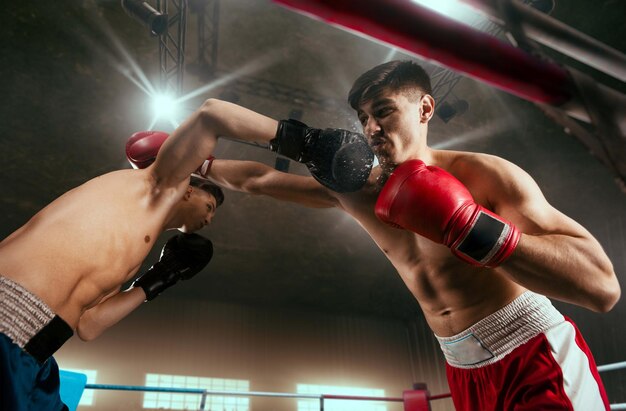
[359,98,396,115]
[371,98,395,110]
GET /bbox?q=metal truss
[156,0,188,96]
[187,0,220,79]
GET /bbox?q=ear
[184,186,193,200]
[419,94,435,123]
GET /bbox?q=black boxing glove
[269,119,374,192]
[132,233,213,301]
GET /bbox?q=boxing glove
[132,233,213,301]
[375,160,520,267]
[125,130,215,175]
[269,119,375,193]
[126,131,169,169]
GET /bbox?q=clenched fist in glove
[269,119,375,193]
[375,160,520,267]
[132,233,214,301]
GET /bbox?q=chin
[377,156,396,169]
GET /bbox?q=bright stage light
[149,93,182,128]
[151,94,176,117]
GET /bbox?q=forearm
[205,158,338,208]
[76,287,146,341]
[152,99,278,185]
[204,159,272,193]
[200,99,278,144]
[501,233,619,312]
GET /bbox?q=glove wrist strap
[195,156,215,178]
[450,208,521,267]
[269,119,311,161]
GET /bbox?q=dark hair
[348,60,432,110]
[190,176,225,207]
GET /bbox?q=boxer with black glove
[375,160,520,267]
[126,123,374,194]
[132,233,214,301]
[269,119,375,193]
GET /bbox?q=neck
[162,203,184,231]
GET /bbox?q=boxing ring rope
[272,0,626,123]
[599,361,626,373]
[84,384,323,410]
[81,383,626,410]
[82,383,453,410]
[81,360,626,410]
[274,0,571,104]
[271,0,626,188]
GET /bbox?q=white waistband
[435,291,564,368]
[0,275,56,348]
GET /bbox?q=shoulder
[442,151,544,209]
[99,168,189,205]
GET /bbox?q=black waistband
[23,315,73,363]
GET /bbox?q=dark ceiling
[1,0,625,321]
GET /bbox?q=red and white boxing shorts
[435,291,609,411]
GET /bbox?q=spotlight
[151,93,180,123]
[436,99,469,123]
[121,0,168,36]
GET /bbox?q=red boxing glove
[375,160,520,267]
[126,131,169,169]
[125,131,215,176]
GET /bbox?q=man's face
[356,88,430,170]
[180,188,217,233]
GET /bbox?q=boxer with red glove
[375,160,521,267]
[125,130,215,174]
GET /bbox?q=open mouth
[370,138,387,152]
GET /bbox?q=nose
[204,213,213,225]
[364,117,381,139]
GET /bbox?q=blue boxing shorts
[0,275,73,411]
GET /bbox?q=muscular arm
[482,159,620,312]
[150,99,279,188]
[76,287,146,341]
[206,159,339,209]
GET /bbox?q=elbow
[240,165,273,195]
[76,329,98,342]
[591,276,621,313]
[198,98,232,136]
[76,320,102,342]
[597,286,620,313]
[201,97,220,112]
[200,98,226,122]
[241,176,264,195]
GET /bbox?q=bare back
[0,169,187,328]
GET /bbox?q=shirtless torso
[0,168,189,328]
[199,97,617,333]
[335,153,526,336]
